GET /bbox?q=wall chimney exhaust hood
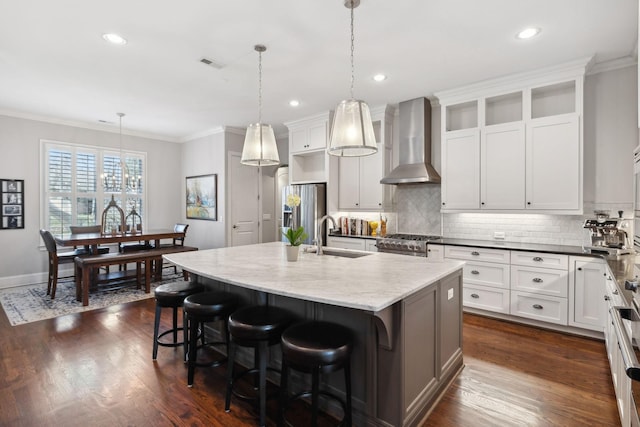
[380,97,441,185]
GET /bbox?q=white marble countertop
[164,242,464,312]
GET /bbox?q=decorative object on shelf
[282,226,308,262]
[125,207,142,234]
[186,174,217,221]
[0,179,24,230]
[327,0,377,158]
[379,216,387,237]
[369,220,379,236]
[101,195,125,235]
[241,44,280,166]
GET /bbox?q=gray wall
[0,115,182,287]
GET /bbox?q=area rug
[0,272,186,326]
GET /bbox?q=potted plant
[282,226,308,261]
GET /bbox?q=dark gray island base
[165,243,464,426]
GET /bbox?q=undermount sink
[320,248,371,259]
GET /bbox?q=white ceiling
[0,0,637,142]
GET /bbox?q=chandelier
[102,113,141,192]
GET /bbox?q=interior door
[229,152,259,246]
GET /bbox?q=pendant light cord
[258,49,263,125]
[350,0,355,100]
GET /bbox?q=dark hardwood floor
[0,297,619,426]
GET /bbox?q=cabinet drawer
[463,261,509,289]
[326,237,366,251]
[510,251,568,270]
[510,291,568,325]
[463,285,510,314]
[445,246,510,264]
[511,266,568,297]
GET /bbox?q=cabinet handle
[471,270,480,275]
[471,251,480,256]
[532,277,543,283]
[442,202,446,206]
[577,267,582,271]
[604,295,610,301]
[355,203,359,206]
[481,202,485,205]
[378,203,382,206]
[527,202,531,205]
[533,256,543,262]
[613,289,619,295]
[470,293,480,299]
[533,304,544,310]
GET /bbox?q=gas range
[376,233,442,257]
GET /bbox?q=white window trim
[39,139,148,232]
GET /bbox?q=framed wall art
[186,174,217,221]
[1,179,24,229]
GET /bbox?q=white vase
[286,245,300,262]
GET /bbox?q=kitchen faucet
[315,215,337,256]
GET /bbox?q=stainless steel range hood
[380,97,441,185]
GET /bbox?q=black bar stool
[183,291,238,387]
[225,305,293,427]
[278,321,354,427]
[152,281,204,361]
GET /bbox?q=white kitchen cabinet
[426,244,444,261]
[569,256,606,332]
[445,245,511,314]
[285,112,333,184]
[510,291,568,325]
[338,105,394,211]
[436,58,588,214]
[480,123,525,209]
[441,129,480,210]
[526,114,581,210]
[365,239,378,252]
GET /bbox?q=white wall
[181,131,227,250]
[0,115,182,286]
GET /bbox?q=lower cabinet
[569,256,606,332]
[444,244,607,333]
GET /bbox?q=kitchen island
[164,242,465,427]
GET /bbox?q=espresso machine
[583,211,633,255]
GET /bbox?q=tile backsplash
[395,184,633,246]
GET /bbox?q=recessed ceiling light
[289,100,300,107]
[102,33,127,45]
[373,74,387,82]
[516,27,541,40]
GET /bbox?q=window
[41,140,146,235]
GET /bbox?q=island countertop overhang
[164,242,465,312]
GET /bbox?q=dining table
[53,228,185,254]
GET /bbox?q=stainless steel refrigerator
[281,183,326,245]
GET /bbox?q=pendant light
[328,0,377,157]
[101,112,138,192]
[241,44,280,166]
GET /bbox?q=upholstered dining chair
[39,229,79,299]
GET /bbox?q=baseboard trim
[0,267,75,290]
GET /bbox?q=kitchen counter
[164,242,465,426]
[164,241,463,312]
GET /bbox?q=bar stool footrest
[282,389,348,427]
[190,340,228,368]
[156,328,184,348]
[230,367,280,401]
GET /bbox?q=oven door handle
[611,306,640,381]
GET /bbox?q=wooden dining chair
[69,225,110,255]
[39,229,79,299]
[156,223,190,275]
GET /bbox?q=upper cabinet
[436,57,591,214]
[337,105,394,211]
[285,112,333,184]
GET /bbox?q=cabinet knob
[577,267,582,271]
[527,202,531,205]
[604,295,610,301]
[481,202,485,205]
[442,202,445,206]
[471,251,480,256]
[471,270,480,275]
[470,293,479,299]
[533,304,544,310]
[532,277,543,283]
[355,203,359,206]
[533,256,543,262]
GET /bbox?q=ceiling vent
[199,57,225,69]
